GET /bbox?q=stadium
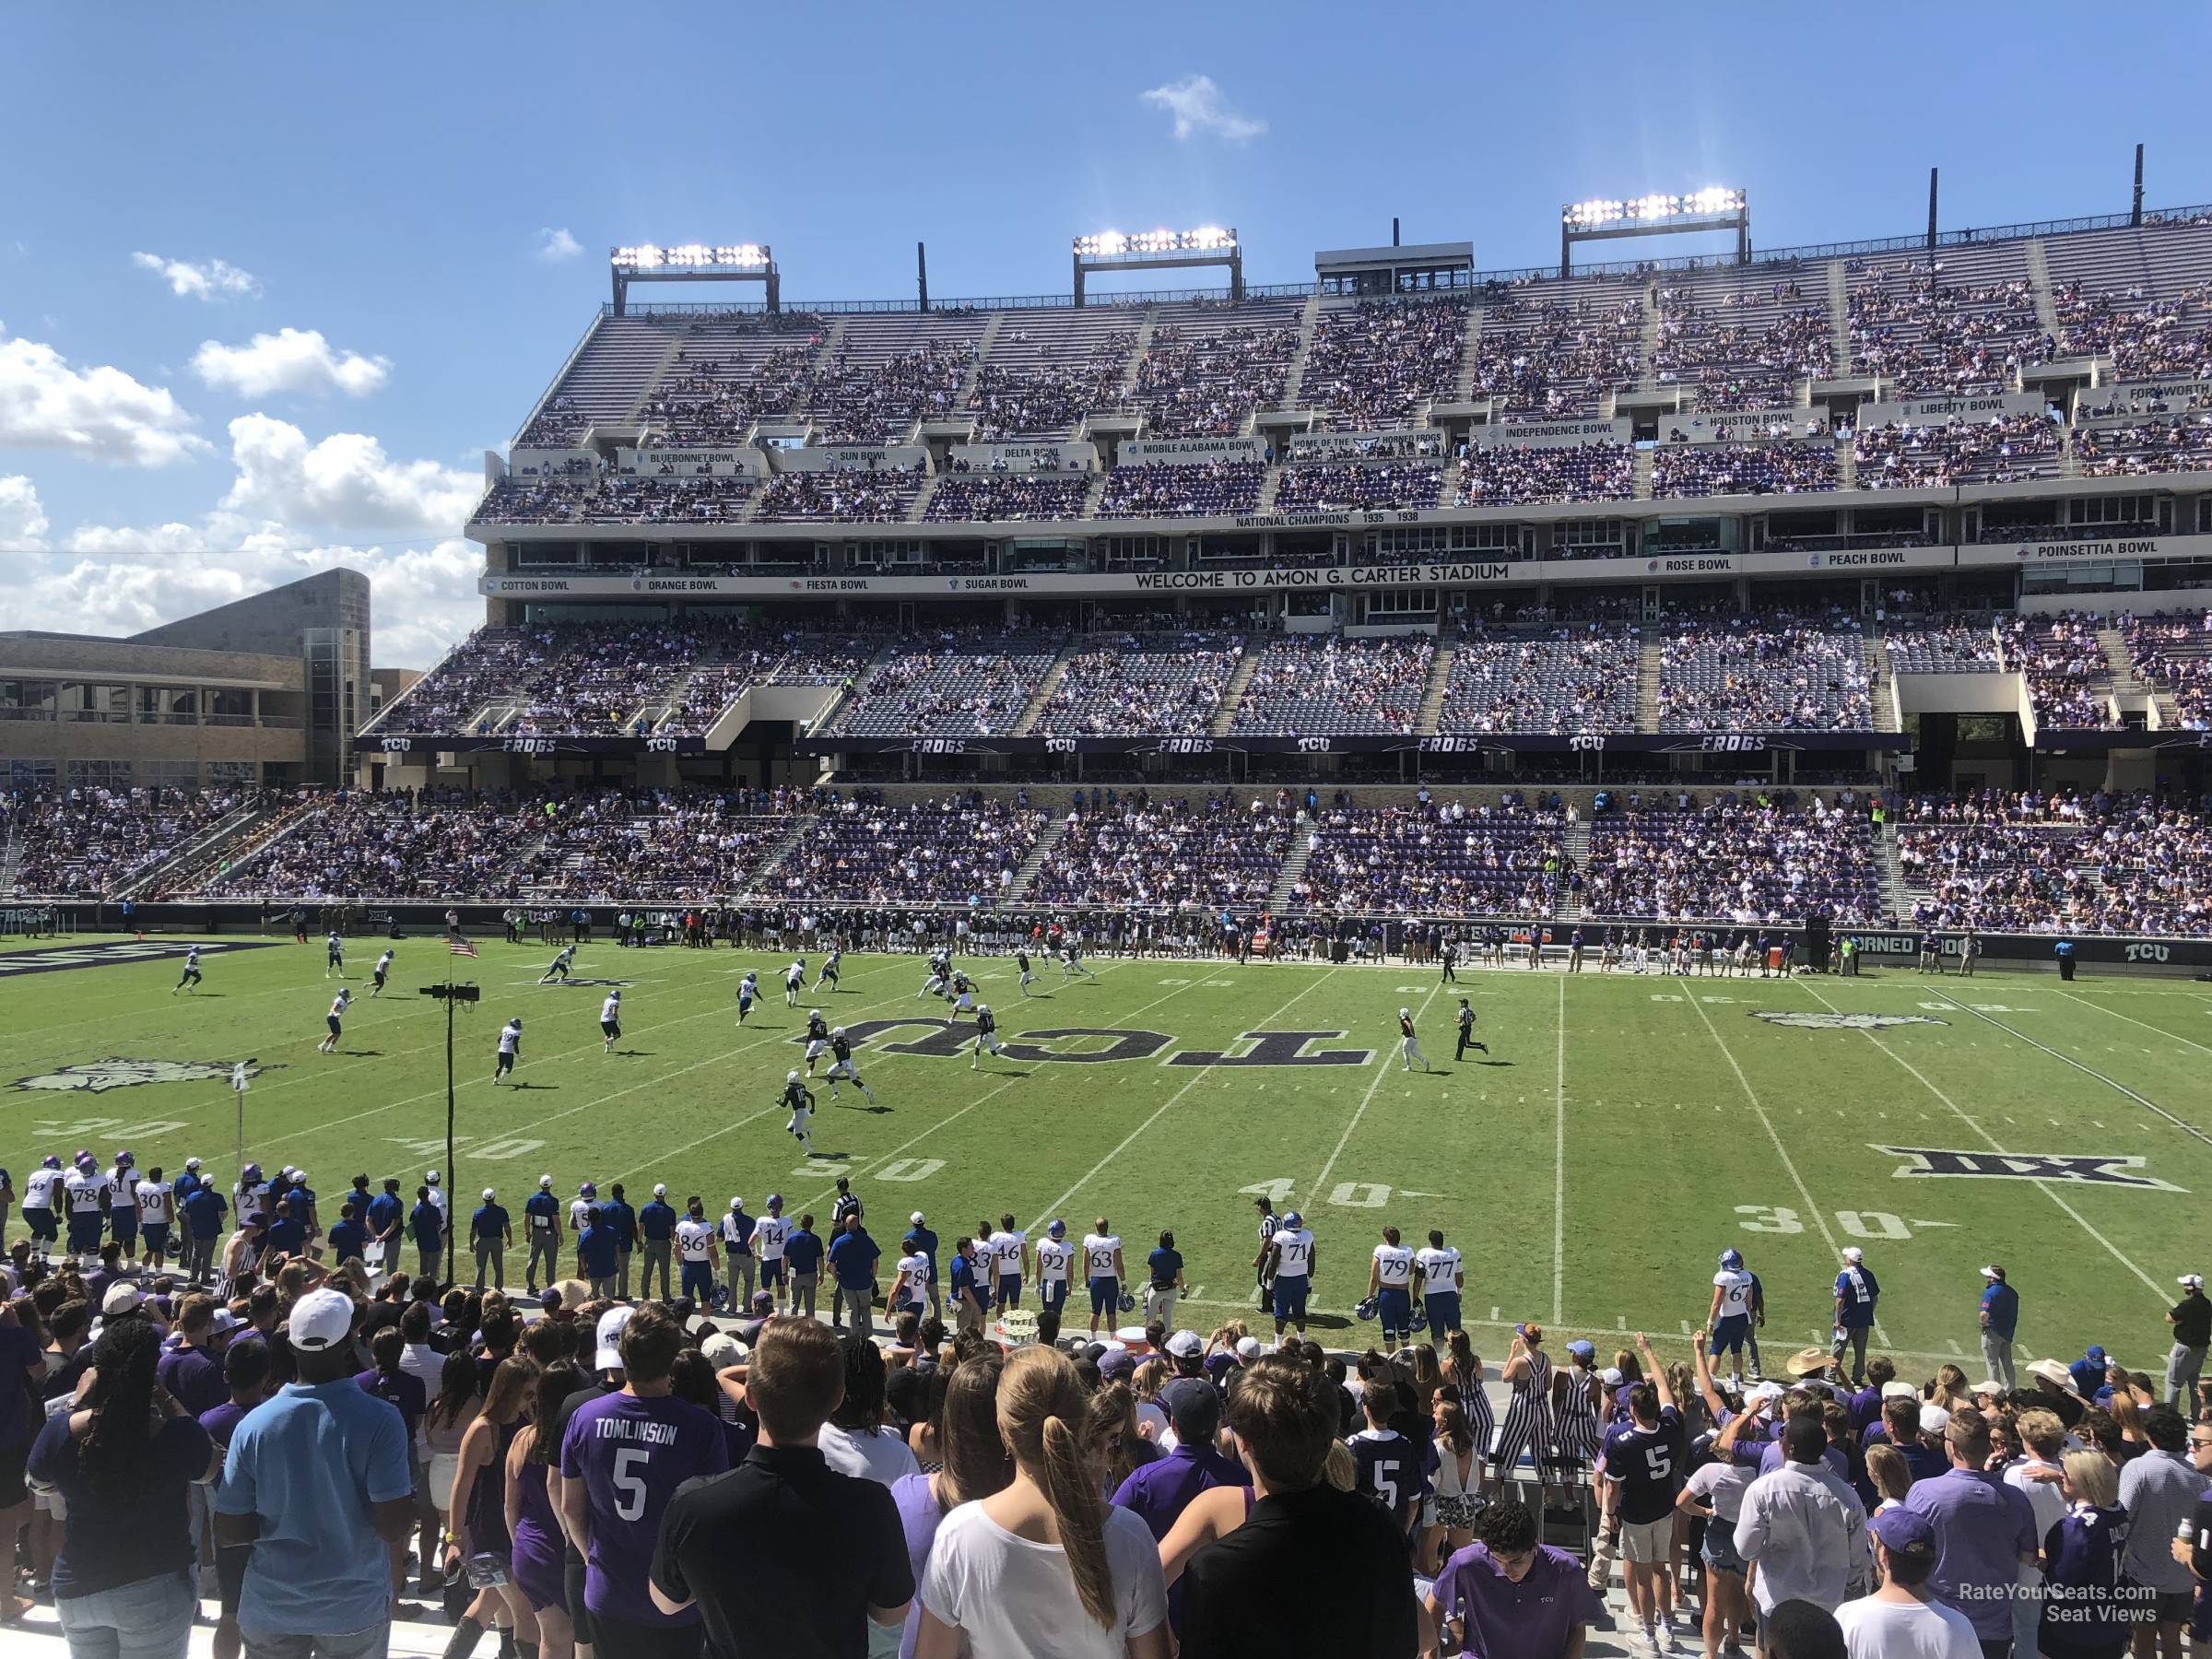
[7,146,2212,1657]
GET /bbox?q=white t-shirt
[818,1422,920,1488]
[675,1218,714,1263]
[1414,1245,1462,1293]
[1713,1268,1755,1319]
[1835,1593,1981,1659]
[1685,1457,1757,1524]
[1034,1240,1073,1286]
[2004,1458,2067,1540]
[1270,1228,1314,1280]
[921,1500,1169,1659]
[1081,1234,1121,1280]
[1372,1243,1412,1287]
[754,1215,791,1259]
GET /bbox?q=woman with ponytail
[27,1317,218,1658]
[915,1345,1170,1658]
[893,1354,1010,1659]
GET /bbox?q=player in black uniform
[971,1003,1004,1070]
[1015,947,1036,996]
[803,1008,830,1076]
[823,1029,877,1104]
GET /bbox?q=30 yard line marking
[1027,970,1342,1235]
[1797,983,2168,1301]
[1553,973,1567,1326]
[2053,989,2212,1063]
[1311,976,1441,1201]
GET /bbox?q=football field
[6,933,2209,1373]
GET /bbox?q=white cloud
[0,322,206,466]
[191,327,391,399]
[1138,75,1266,144]
[534,227,583,264]
[220,414,480,534]
[0,475,51,551]
[129,252,261,300]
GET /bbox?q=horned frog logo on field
[1751,1011,1950,1031]
[13,1058,273,1095]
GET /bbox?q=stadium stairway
[1453,305,1487,402]
[747,815,820,889]
[1558,819,1592,920]
[1254,465,1284,512]
[2096,626,2157,705]
[1276,289,1324,410]
[0,820,18,895]
[1001,817,1069,902]
[1117,312,1157,399]
[1635,639,1662,730]
[158,797,318,897]
[1837,431,1857,489]
[2025,239,2061,335]
[1870,641,1901,733]
[906,474,941,523]
[620,330,689,423]
[119,794,278,900]
[1415,638,1457,730]
[803,639,900,736]
[1630,447,1653,500]
[1825,258,1851,371]
[958,312,1005,407]
[1207,639,1266,736]
[1011,646,1077,735]
[1265,821,1315,912]
[1635,280,1661,391]
[1875,831,1912,924]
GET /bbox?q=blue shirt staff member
[2055,935,2077,982]
[638,1183,678,1302]
[900,1211,939,1319]
[1830,1245,1880,1385]
[469,1189,510,1290]
[947,1238,989,1336]
[1979,1264,2019,1393]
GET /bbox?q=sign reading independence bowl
[1464,418,1630,450]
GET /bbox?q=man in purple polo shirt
[1900,1411,2037,1656]
[559,1302,730,1659]
[1111,1380,1249,1539]
[1427,1498,1607,1658]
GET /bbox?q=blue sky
[4,1,2206,664]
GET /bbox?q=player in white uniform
[136,1168,175,1271]
[1080,1222,1125,1337]
[1367,1228,1417,1353]
[1706,1247,1759,1387]
[1032,1220,1075,1326]
[918,950,950,1000]
[735,971,759,1025]
[1413,1231,1465,1343]
[890,1246,931,1314]
[674,1201,720,1304]
[599,990,622,1053]
[492,1016,523,1082]
[172,946,204,994]
[22,1157,64,1260]
[542,945,577,984]
[813,949,841,993]
[754,1196,792,1312]
[822,1030,876,1103]
[318,987,352,1053]
[325,931,345,978]
[781,1072,817,1155]
[783,959,806,1007]
[371,947,394,996]
[1265,1213,1317,1338]
[987,1218,1029,1311]
[1398,1007,1428,1072]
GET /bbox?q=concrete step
[1558,820,1593,920]
[1826,259,1851,376]
[1265,828,1315,912]
[1454,304,1488,402]
[1417,639,1456,732]
[2025,239,2060,336]
[1277,289,1324,412]
[1636,640,1662,732]
[1012,646,1077,735]
[1209,639,1265,735]
[1003,816,1069,902]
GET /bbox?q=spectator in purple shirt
[1900,1411,2038,1653]
[1426,1497,1607,1658]
[154,1293,231,1419]
[1112,1378,1251,1636]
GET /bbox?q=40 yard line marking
[2052,988,2212,1065]
[1027,969,1344,1235]
[1311,976,1441,1202]
[1796,982,2168,1301]
[1553,973,1566,1326]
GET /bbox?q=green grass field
[6,933,2209,1375]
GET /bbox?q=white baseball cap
[482,1188,496,1202]
[1881,1381,1918,1400]
[539,1175,554,1190]
[1234,1336,1261,1360]
[426,1171,441,1183]
[1841,1247,1864,1262]
[912,1211,925,1226]
[100,1283,144,1316]
[184,1158,202,1171]
[594,1307,633,1371]
[289,1288,357,1351]
[653,1183,667,1199]
[1980,1265,2004,1280]
[728,1196,744,1212]
[2181,1275,2206,1289]
[1165,1330,1204,1359]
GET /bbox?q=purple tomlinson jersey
[1601,1406,1683,1525]
[559,1392,730,1627]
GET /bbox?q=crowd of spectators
[832,634,1061,737]
[2074,415,2212,476]
[2120,609,2212,729]
[1271,463,1443,512]
[772,797,1042,902]
[755,469,923,524]
[1583,794,1883,922]
[1899,791,2212,935]
[504,791,796,901]
[1455,441,1633,506]
[1096,461,1265,518]
[1286,801,1565,917]
[1032,631,1242,736]
[1471,294,1643,419]
[1131,323,1298,437]
[1230,635,1435,735]
[1657,614,1875,731]
[7,784,247,897]
[475,469,758,527]
[1853,412,2063,488]
[1652,289,1831,409]
[1848,260,2053,394]
[1652,441,1839,498]
[1438,624,1640,735]
[1297,299,1469,430]
[2053,277,2212,381]
[1028,793,1293,910]
[200,790,547,901]
[644,342,819,445]
[965,328,1135,439]
[1997,613,2121,729]
[809,341,975,443]
[923,472,1090,523]
[1885,621,2005,674]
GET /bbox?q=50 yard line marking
[1026,969,1343,1235]
[1800,982,2168,1301]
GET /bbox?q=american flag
[449,938,478,959]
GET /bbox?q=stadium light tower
[1559,189,1747,277]
[610,243,779,315]
[1072,227,1241,307]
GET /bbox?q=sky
[4,2,2207,667]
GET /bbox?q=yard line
[1679,988,1883,1340]
[1924,989,2210,1147]
[1553,973,1567,1326]
[1026,971,1342,1236]
[1796,983,2169,1302]
[2053,988,2212,1062]
[1311,976,1441,1200]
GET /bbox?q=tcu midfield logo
[1753,1011,1949,1030]
[14,1058,275,1095]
